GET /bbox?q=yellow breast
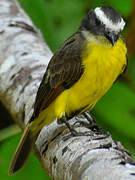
[54,38,127,118]
[33,37,127,131]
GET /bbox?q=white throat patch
[95,7,125,33]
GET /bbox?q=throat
[81,30,111,46]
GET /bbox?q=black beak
[105,32,118,46]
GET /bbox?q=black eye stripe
[95,18,101,25]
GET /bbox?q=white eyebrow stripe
[94,7,125,32]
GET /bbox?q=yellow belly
[54,38,127,117]
[31,38,127,134]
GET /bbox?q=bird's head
[81,6,125,45]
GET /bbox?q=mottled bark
[0,0,135,179]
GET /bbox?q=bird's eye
[95,18,101,26]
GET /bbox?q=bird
[9,6,127,175]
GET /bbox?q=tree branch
[1,0,135,179]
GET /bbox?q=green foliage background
[0,0,135,179]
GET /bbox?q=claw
[60,116,91,136]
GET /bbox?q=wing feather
[32,32,85,119]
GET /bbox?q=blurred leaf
[0,125,21,142]
[109,0,133,16]
[92,81,135,157]
[18,0,85,51]
[94,81,135,139]
[0,134,50,180]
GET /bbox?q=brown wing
[32,32,85,119]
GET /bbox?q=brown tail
[8,123,36,175]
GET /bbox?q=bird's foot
[60,116,91,136]
[82,112,96,126]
